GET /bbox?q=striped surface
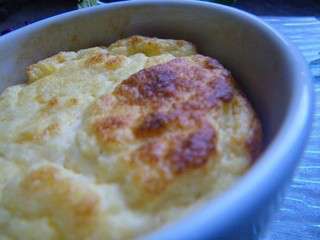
[263,17,320,240]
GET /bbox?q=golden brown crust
[167,126,216,174]
[108,35,197,57]
[85,53,126,71]
[85,52,106,65]
[129,125,216,193]
[133,112,172,138]
[94,116,130,145]
[114,56,233,107]
[91,55,238,195]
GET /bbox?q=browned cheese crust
[88,55,262,207]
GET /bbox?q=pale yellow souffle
[0,36,262,240]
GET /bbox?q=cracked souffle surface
[0,35,262,240]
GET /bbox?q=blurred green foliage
[77,0,237,9]
[78,0,98,8]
